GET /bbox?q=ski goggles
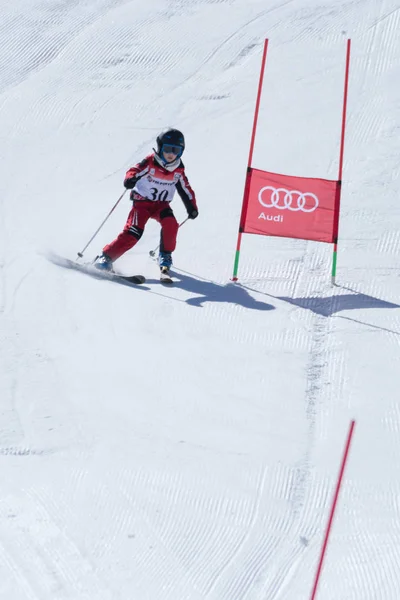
[161,144,183,157]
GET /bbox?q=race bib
[135,173,179,202]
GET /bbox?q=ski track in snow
[1,0,400,598]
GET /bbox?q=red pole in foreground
[310,419,356,600]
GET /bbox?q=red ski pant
[103,200,179,262]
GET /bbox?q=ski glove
[187,208,198,220]
[124,177,137,189]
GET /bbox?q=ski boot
[95,253,113,271]
[159,251,173,283]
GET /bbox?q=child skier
[95,128,198,277]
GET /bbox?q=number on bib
[149,188,169,201]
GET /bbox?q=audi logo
[258,186,319,213]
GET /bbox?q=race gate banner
[232,38,351,282]
[242,168,340,244]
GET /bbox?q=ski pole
[149,217,189,258]
[77,189,127,260]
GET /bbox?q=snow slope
[1,0,400,598]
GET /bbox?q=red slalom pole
[310,419,356,600]
[331,39,351,285]
[232,38,269,281]
[338,39,351,182]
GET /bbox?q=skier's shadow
[150,270,275,311]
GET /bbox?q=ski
[116,273,146,284]
[160,274,173,284]
[47,253,146,285]
[160,267,173,284]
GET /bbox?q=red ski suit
[103,154,197,261]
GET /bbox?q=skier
[95,128,198,278]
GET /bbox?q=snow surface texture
[1,0,400,598]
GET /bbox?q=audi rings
[258,186,319,213]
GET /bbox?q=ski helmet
[156,128,185,162]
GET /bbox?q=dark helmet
[156,128,185,162]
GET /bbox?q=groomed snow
[1,0,400,598]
